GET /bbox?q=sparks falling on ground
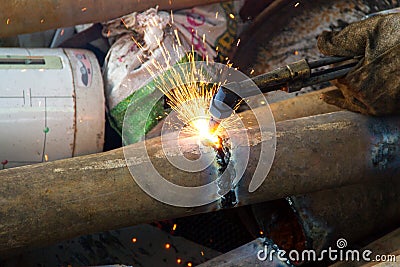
[130,15,239,145]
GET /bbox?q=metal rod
[307,56,353,69]
[288,65,356,92]
[309,61,358,78]
[0,110,400,257]
[254,59,358,94]
[302,67,353,86]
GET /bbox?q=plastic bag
[102,2,245,141]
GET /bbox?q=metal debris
[214,136,238,208]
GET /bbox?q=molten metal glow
[190,118,219,143]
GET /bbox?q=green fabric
[110,54,201,144]
[110,80,164,144]
[106,3,239,144]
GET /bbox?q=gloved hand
[317,13,400,115]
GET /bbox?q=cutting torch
[208,56,360,132]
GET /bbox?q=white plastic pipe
[0,48,104,169]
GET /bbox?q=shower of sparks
[170,10,174,23]
[148,52,223,143]
[236,38,241,46]
[132,17,240,145]
[121,18,129,29]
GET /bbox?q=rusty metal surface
[226,178,400,266]
[234,0,400,76]
[290,178,400,253]
[202,175,400,267]
[266,87,342,121]
[0,0,225,38]
[238,111,400,204]
[0,111,400,257]
[251,199,307,254]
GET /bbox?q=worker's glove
[317,13,400,115]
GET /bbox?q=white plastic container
[0,48,105,169]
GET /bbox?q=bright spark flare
[133,13,239,145]
[190,118,219,143]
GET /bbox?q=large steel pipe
[0,110,399,257]
[0,0,224,38]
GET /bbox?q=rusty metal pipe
[0,0,225,38]
[252,179,400,255]
[291,178,400,253]
[268,87,341,121]
[0,111,399,257]
[201,178,400,266]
